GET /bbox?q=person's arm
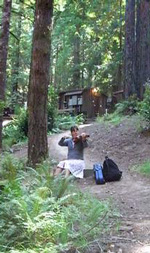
[82,139,88,148]
[58,137,69,146]
[80,133,88,148]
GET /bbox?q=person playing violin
[55,125,89,178]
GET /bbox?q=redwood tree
[0,0,12,151]
[28,0,53,166]
[136,0,150,99]
[11,0,24,105]
[124,0,136,99]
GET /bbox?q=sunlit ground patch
[133,245,150,253]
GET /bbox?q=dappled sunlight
[79,123,93,129]
[2,120,12,127]
[132,245,150,253]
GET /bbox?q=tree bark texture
[0,0,12,151]
[10,0,25,110]
[117,0,123,90]
[28,0,53,166]
[11,1,23,97]
[136,0,150,99]
[124,0,136,99]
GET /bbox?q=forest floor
[14,115,150,253]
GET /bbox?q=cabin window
[63,101,67,109]
[78,95,83,105]
[68,98,73,106]
[72,95,77,105]
[66,94,83,108]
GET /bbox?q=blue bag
[93,163,105,185]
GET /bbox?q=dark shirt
[58,137,88,160]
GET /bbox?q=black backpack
[103,156,122,182]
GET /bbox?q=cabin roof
[59,88,107,97]
[65,90,83,96]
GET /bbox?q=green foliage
[2,124,20,148]
[2,109,28,148]
[97,95,140,126]
[3,0,126,118]
[131,160,150,176]
[54,113,85,130]
[97,111,124,126]
[3,106,84,147]
[115,95,139,115]
[140,83,150,124]
[15,109,28,137]
[0,154,24,181]
[6,0,34,108]
[0,157,115,253]
[0,101,5,116]
[47,86,58,131]
[52,0,125,91]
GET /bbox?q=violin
[73,134,90,143]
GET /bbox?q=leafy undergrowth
[2,113,85,151]
[97,112,125,126]
[53,113,85,132]
[0,155,118,253]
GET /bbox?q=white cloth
[57,159,85,178]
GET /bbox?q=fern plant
[0,157,117,253]
[140,83,150,125]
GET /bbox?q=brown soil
[14,115,150,253]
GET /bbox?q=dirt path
[14,116,150,252]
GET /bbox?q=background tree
[28,0,53,166]
[135,0,150,99]
[124,0,135,99]
[0,0,12,151]
[51,0,125,93]
[0,0,126,106]
[10,0,24,107]
[7,0,34,110]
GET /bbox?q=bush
[47,86,58,131]
[2,109,28,148]
[140,83,150,125]
[96,110,124,126]
[15,109,28,137]
[0,154,25,181]
[115,95,139,115]
[54,113,85,131]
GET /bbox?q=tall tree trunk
[11,0,24,107]
[135,0,141,98]
[124,0,136,99]
[136,0,150,99]
[0,0,12,151]
[53,45,59,88]
[117,0,123,90]
[73,29,80,88]
[28,0,53,167]
[81,36,85,88]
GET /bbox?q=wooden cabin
[58,88,107,118]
